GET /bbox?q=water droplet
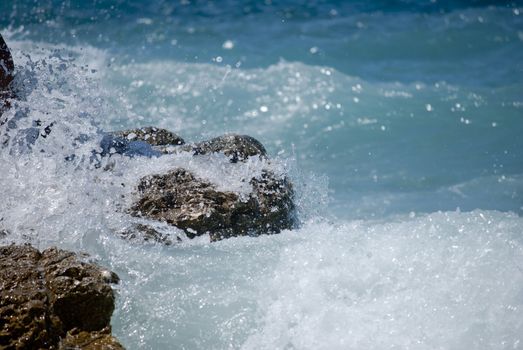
[222,40,234,50]
[351,84,362,93]
[137,18,153,25]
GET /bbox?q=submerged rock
[98,133,162,159]
[0,244,123,349]
[130,167,295,241]
[118,223,180,245]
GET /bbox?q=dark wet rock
[192,134,267,162]
[0,33,14,94]
[0,244,123,349]
[249,170,297,234]
[130,168,295,241]
[127,133,295,241]
[113,126,185,147]
[118,223,180,245]
[1,33,15,116]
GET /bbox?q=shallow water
[1,1,523,349]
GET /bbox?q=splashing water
[1,1,523,349]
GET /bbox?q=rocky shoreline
[0,32,298,347]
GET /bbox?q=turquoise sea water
[1,1,523,349]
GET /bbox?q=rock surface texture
[127,133,296,241]
[118,223,178,246]
[113,126,185,147]
[131,168,295,241]
[0,33,14,115]
[0,244,123,350]
[0,33,14,93]
[192,134,267,162]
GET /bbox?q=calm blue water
[1,1,523,349]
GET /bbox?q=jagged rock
[0,244,123,350]
[146,133,267,160]
[130,168,295,241]
[94,130,295,242]
[112,126,185,147]
[0,33,14,93]
[127,134,295,241]
[1,33,15,116]
[249,170,297,234]
[60,327,124,350]
[192,134,267,162]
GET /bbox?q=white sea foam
[242,211,523,350]
[106,211,523,349]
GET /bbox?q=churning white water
[1,10,523,348]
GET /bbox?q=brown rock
[112,127,185,147]
[118,223,179,245]
[130,168,295,241]
[192,134,267,162]
[0,244,124,350]
[60,327,124,350]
